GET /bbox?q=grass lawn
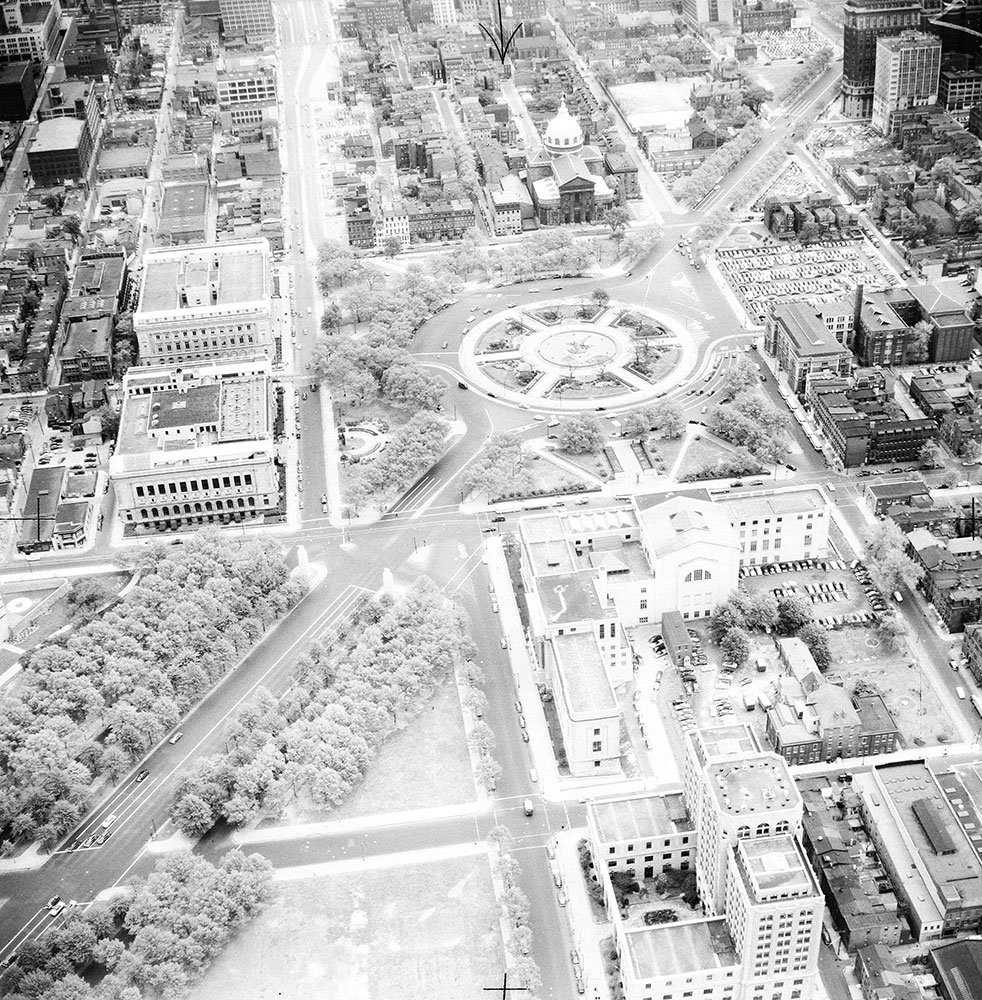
[674,434,733,480]
[521,453,589,496]
[286,680,475,824]
[651,433,686,475]
[824,629,956,746]
[554,447,611,481]
[190,854,503,1000]
[754,61,806,100]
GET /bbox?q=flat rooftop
[877,762,982,909]
[138,240,270,315]
[553,631,618,717]
[162,181,207,220]
[693,725,759,766]
[591,792,693,845]
[624,917,738,980]
[724,488,826,522]
[707,754,799,816]
[150,384,221,430]
[30,117,83,153]
[737,835,815,897]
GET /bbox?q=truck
[757,692,773,711]
[956,686,967,700]
[743,691,756,711]
[972,694,982,717]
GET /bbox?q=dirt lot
[825,628,957,746]
[192,853,502,1000]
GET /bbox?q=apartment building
[110,358,280,533]
[134,239,274,365]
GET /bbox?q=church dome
[544,97,584,157]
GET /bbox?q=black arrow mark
[479,0,523,66]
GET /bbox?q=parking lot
[716,242,900,324]
[739,558,886,625]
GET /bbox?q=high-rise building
[218,0,273,37]
[871,30,942,133]
[841,0,921,118]
[431,0,457,25]
[134,239,275,366]
[682,0,735,26]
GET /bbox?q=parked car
[136,769,150,783]
[168,731,184,744]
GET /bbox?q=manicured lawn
[191,854,503,1000]
[553,447,610,481]
[674,434,732,480]
[288,680,476,824]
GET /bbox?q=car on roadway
[551,285,563,291]
[96,831,113,846]
[49,901,66,917]
[168,731,184,744]
[82,835,97,849]
[826,483,836,492]
[101,814,117,829]
[47,895,61,910]
[521,730,529,743]
[518,715,526,729]
[70,838,83,852]
[136,769,150,783]
[500,637,508,649]
[785,464,797,472]
[301,392,307,400]
[491,515,506,523]
[558,889,569,907]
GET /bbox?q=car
[625,271,633,277]
[551,285,563,291]
[49,902,66,917]
[1,954,17,968]
[47,895,61,910]
[136,769,150,783]
[70,838,83,852]
[515,700,523,714]
[491,515,506,523]
[457,381,468,389]
[304,362,311,370]
[785,464,797,472]
[518,715,527,729]
[96,831,112,846]
[890,467,904,474]
[168,731,184,744]
[521,730,529,743]
[101,814,117,829]
[500,637,508,649]
[958,480,971,488]
[826,483,836,492]
[82,835,97,849]
[893,590,904,602]
[301,392,307,401]
[558,890,569,907]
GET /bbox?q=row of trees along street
[170,580,474,835]
[672,121,763,207]
[0,534,306,852]
[2,850,272,1000]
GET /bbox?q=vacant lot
[281,680,475,825]
[192,853,503,1000]
[825,629,957,746]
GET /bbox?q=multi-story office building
[26,116,95,187]
[134,239,274,365]
[768,300,854,394]
[0,0,61,62]
[938,67,982,120]
[841,0,921,118]
[431,0,457,25]
[682,0,734,26]
[0,60,35,119]
[218,0,273,37]
[216,69,276,107]
[871,31,942,135]
[110,358,281,533]
[722,489,830,567]
[603,726,823,1000]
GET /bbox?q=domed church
[526,98,615,226]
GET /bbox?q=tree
[61,216,82,244]
[94,405,120,442]
[650,398,685,439]
[919,439,945,469]
[798,221,821,244]
[555,415,605,454]
[900,217,927,246]
[462,433,533,499]
[776,594,812,635]
[604,206,631,240]
[862,520,923,594]
[719,357,759,399]
[316,239,363,292]
[931,156,957,187]
[112,341,135,379]
[741,83,772,114]
[961,439,982,464]
[591,288,610,309]
[877,613,908,651]
[380,363,445,411]
[170,791,215,837]
[720,627,751,665]
[908,320,932,363]
[798,622,831,671]
[320,300,342,336]
[609,870,639,908]
[67,579,111,614]
[381,236,402,258]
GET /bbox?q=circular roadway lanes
[457,300,699,413]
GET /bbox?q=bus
[971,694,982,718]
